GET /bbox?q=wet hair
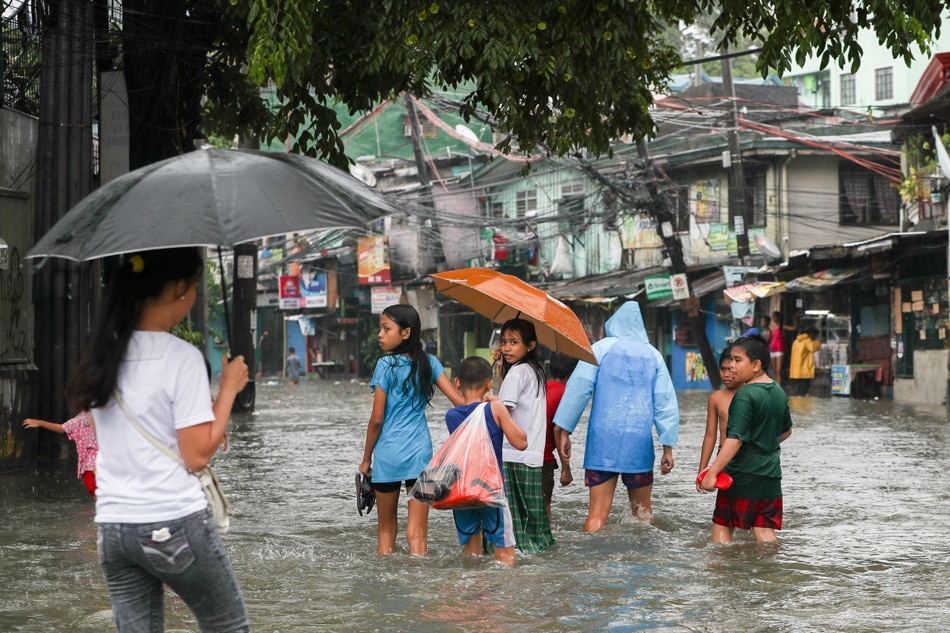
[67,247,204,411]
[548,352,578,381]
[381,304,434,409]
[499,318,546,397]
[455,356,493,390]
[731,334,770,373]
[719,345,733,369]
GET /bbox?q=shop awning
[723,281,786,303]
[784,268,860,292]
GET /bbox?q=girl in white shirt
[67,247,250,633]
[497,318,554,553]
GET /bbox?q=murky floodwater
[2,381,949,632]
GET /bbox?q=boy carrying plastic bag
[410,357,527,567]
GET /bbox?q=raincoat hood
[604,301,649,344]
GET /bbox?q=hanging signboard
[358,236,391,285]
[371,285,402,314]
[299,267,328,308]
[670,273,690,300]
[279,275,301,310]
[645,275,673,300]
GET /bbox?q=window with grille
[516,189,538,218]
[744,168,768,227]
[480,197,505,219]
[839,163,900,226]
[874,67,893,101]
[840,74,856,106]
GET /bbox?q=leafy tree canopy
[206,0,944,167]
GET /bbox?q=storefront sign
[644,275,673,300]
[279,275,300,310]
[831,365,852,396]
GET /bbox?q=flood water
[2,381,949,632]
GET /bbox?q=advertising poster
[693,180,721,224]
[622,212,663,249]
[708,223,728,250]
[371,286,402,314]
[358,236,391,285]
[685,352,708,382]
[299,267,328,308]
[279,275,301,310]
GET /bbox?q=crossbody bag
[113,390,232,533]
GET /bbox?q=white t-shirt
[93,331,215,524]
[499,363,546,467]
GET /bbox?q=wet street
[2,379,949,632]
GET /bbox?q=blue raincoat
[553,302,679,473]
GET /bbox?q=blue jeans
[97,508,249,632]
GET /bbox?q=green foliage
[358,313,384,379]
[172,318,205,348]
[201,0,944,168]
[899,132,950,204]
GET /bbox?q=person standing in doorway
[789,327,821,396]
[554,302,679,531]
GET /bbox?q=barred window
[840,74,856,106]
[874,67,893,101]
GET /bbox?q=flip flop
[356,473,376,516]
[696,466,734,490]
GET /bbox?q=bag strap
[113,389,191,473]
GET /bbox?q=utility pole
[578,146,722,389]
[230,134,261,412]
[721,49,751,264]
[33,1,96,441]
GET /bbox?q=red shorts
[713,492,782,530]
[81,470,97,497]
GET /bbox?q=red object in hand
[697,467,733,490]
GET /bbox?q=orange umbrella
[431,268,597,365]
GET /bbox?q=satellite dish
[754,234,783,261]
[455,124,480,144]
[348,163,377,187]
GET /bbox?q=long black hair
[382,304,434,409]
[499,318,546,397]
[67,247,204,411]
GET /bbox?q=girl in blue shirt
[359,304,464,555]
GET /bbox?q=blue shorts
[584,469,654,489]
[453,506,515,549]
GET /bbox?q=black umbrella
[27,148,400,260]
[27,148,401,409]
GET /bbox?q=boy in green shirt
[699,334,792,543]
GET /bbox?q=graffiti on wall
[1,246,27,359]
[685,352,708,383]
